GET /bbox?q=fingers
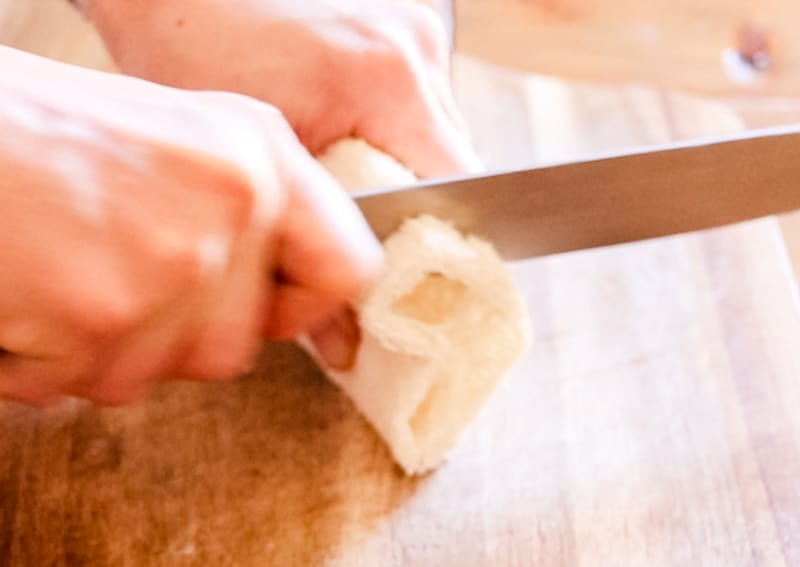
[76,301,198,405]
[0,146,380,405]
[266,283,345,341]
[0,351,88,405]
[0,322,96,404]
[179,230,268,381]
[0,356,59,405]
[265,155,383,338]
[2,235,267,405]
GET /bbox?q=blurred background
[449,0,800,129]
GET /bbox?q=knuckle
[204,90,285,133]
[195,98,283,222]
[370,46,417,93]
[213,168,259,231]
[147,218,238,291]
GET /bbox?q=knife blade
[353,125,800,261]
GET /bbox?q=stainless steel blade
[353,125,800,260]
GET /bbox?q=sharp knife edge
[353,125,800,261]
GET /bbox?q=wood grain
[454,0,800,98]
[453,0,800,134]
[4,2,800,566]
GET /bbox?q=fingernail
[308,307,361,371]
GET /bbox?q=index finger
[265,152,383,338]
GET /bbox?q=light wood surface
[4,2,800,566]
[455,0,800,98]
[454,0,800,133]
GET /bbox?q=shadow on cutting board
[0,342,425,566]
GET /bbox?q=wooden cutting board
[454,0,800,98]
[3,4,800,566]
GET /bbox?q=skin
[0,45,382,404]
[82,0,480,175]
[0,0,476,405]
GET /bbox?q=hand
[82,0,480,177]
[0,46,381,405]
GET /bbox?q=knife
[353,125,800,261]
